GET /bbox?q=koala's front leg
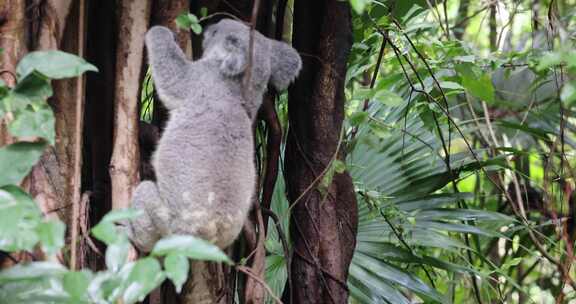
[127,181,172,252]
[145,26,191,110]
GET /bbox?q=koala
[126,19,302,252]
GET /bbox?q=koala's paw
[146,26,176,48]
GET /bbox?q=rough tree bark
[284,0,358,303]
[25,0,75,224]
[0,0,26,146]
[25,1,90,269]
[109,0,151,211]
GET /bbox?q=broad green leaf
[92,209,142,245]
[91,221,119,245]
[0,142,46,186]
[0,262,67,283]
[0,186,42,252]
[101,208,143,223]
[36,220,65,256]
[123,257,165,304]
[105,239,130,272]
[500,257,522,272]
[350,0,370,14]
[199,7,208,18]
[536,51,563,70]
[349,111,369,126]
[164,253,189,293]
[6,71,52,111]
[86,272,123,303]
[191,23,203,35]
[175,13,202,34]
[16,50,98,80]
[455,63,495,103]
[63,271,92,300]
[8,105,56,144]
[349,264,411,304]
[264,254,287,301]
[353,252,445,302]
[438,81,464,90]
[374,90,404,106]
[560,83,576,107]
[152,235,232,264]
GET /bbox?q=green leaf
[333,160,346,173]
[438,81,464,90]
[0,142,46,187]
[101,208,143,224]
[191,23,203,35]
[349,111,369,126]
[0,185,42,252]
[353,252,445,302]
[560,83,576,107]
[91,221,119,245]
[164,253,189,293]
[199,7,208,18]
[123,257,165,304]
[455,63,495,103]
[349,0,370,14]
[105,240,130,272]
[36,220,65,256]
[92,208,142,245]
[7,71,52,111]
[374,90,404,106]
[8,105,56,144]
[63,271,92,300]
[536,51,563,70]
[16,50,98,80]
[0,262,67,283]
[175,13,202,34]
[152,235,233,264]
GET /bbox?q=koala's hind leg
[127,181,171,252]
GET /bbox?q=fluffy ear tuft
[270,41,302,91]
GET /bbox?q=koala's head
[202,19,301,91]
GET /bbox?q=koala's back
[153,91,255,246]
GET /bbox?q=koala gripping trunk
[145,26,190,107]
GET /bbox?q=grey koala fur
[126,19,302,252]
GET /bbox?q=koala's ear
[218,34,248,77]
[270,40,302,91]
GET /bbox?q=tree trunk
[0,0,26,146]
[25,0,88,269]
[453,0,470,40]
[109,0,151,211]
[284,0,358,303]
[489,2,497,51]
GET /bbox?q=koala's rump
[152,109,255,246]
